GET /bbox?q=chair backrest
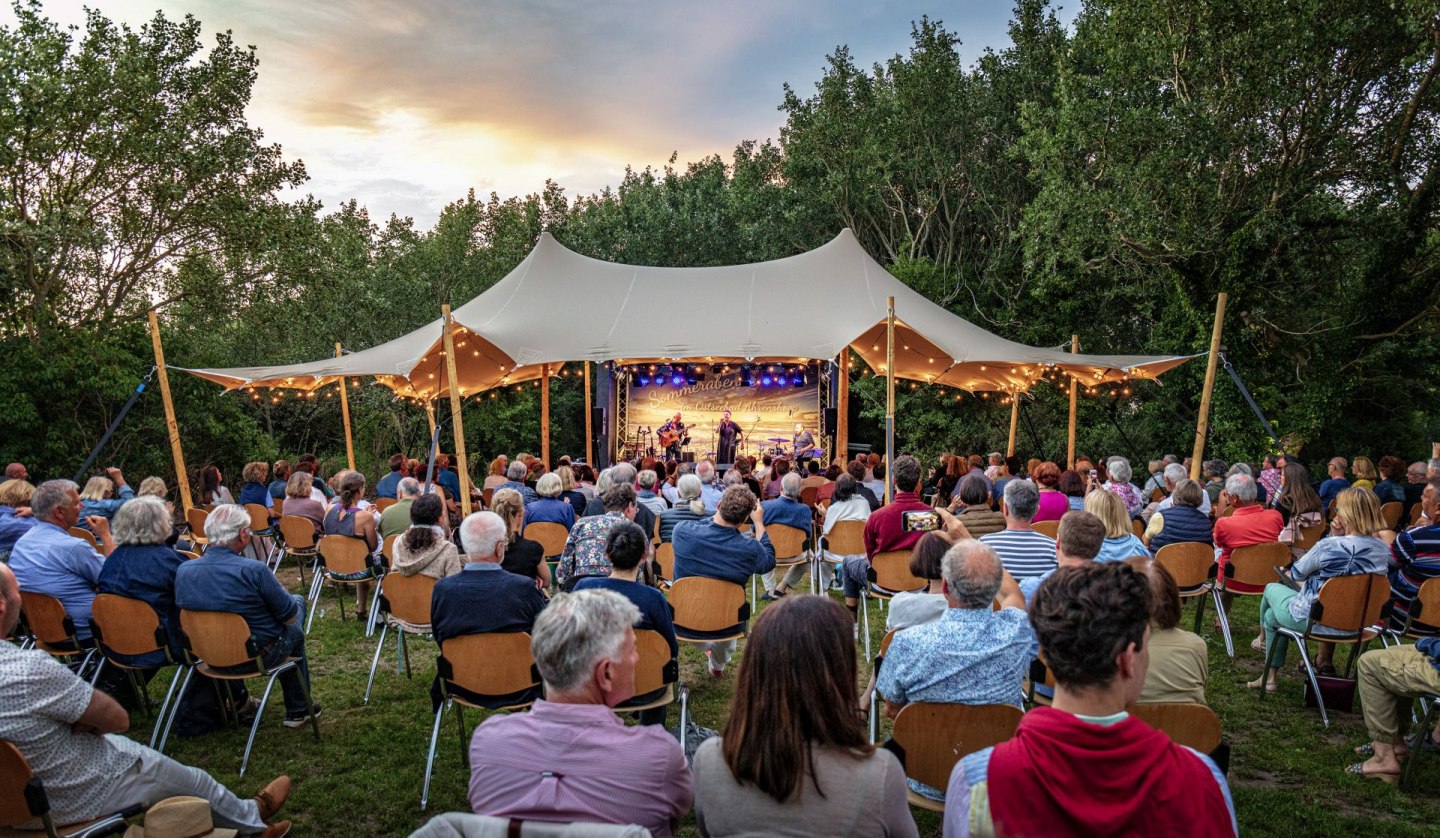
[654,542,675,582]
[382,572,436,627]
[278,515,317,550]
[1294,522,1326,551]
[1032,520,1060,539]
[482,488,495,509]
[1128,702,1222,752]
[824,520,866,555]
[1131,518,1146,538]
[179,609,256,669]
[178,549,201,560]
[767,523,809,560]
[871,550,924,593]
[91,594,165,659]
[441,633,538,698]
[632,629,677,696]
[1312,574,1389,634]
[669,577,747,634]
[524,522,569,559]
[319,534,371,575]
[375,497,398,513]
[1150,488,1167,502]
[67,526,100,551]
[1219,505,1236,518]
[272,496,284,517]
[244,503,271,531]
[800,485,819,508]
[185,507,209,541]
[1405,577,1440,636]
[1380,502,1403,531]
[0,740,42,827]
[1154,542,1217,591]
[1226,542,1291,589]
[18,591,77,653]
[891,703,1023,791]
[381,533,399,565]
[1412,505,1426,526]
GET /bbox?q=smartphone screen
[902,510,941,533]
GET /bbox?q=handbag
[1304,674,1357,713]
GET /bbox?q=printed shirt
[877,607,1037,710]
[1104,482,1143,517]
[1288,534,1389,625]
[979,529,1057,579]
[556,512,628,585]
[0,642,145,823]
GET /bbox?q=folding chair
[1292,522,1326,553]
[364,572,436,704]
[422,633,540,811]
[1031,520,1060,539]
[1150,488,1167,502]
[1404,687,1440,791]
[654,542,675,588]
[1383,576,1440,645]
[243,503,279,565]
[1154,541,1226,640]
[1271,573,1388,727]
[889,703,1023,812]
[816,519,865,594]
[18,592,96,678]
[800,485,820,509]
[380,534,399,569]
[88,595,186,746]
[172,609,319,776]
[0,740,141,838]
[306,535,382,635]
[374,497,398,513]
[183,507,209,553]
[1380,502,1404,531]
[1127,702,1222,753]
[1216,542,1293,658]
[66,527,101,553]
[861,550,923,660]
[612,629,678,724]
[524,522,569,584]
[756,522,809,603]
[1131,518,1147,538]
[275,515,317,588]
[271,496,284,518]
[669,576,749,755]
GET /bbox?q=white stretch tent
[178,229,1194,396]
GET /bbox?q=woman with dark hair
[694,596,917,837]
[323,469,379,620]
[198,465,233,507]
[1275,463,1324,560]
[1374,456,1408,506]
[886,531,954,631]
[1058,469,1087,511]
[937,454,965,503]
[392,493,462,580]
[1128,556,1207,704]
[819,474,871,593]
[949,474,1005,537]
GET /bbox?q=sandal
[1246,676,1277,694]
[1344,761,1399,784]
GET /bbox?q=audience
[636,469,668,517]
[1019,510,1106,606]
[9,479,114,641]
[1212,473,1282,611]
[379,477,422,540]
[1058,469,1087,511]
[322,470,380,622]
[819,474,870,593]
[1031,462,1068,522]
[1384,477,1440,634]
[466,589,692,834]
[95,497,186,669]
[944,562,1237,838]
[659,473,707,542]
[1150,462,1213,516]
[1374,456,1408,507]
[78,469,134,524]
[267,461,291,500]
[198,465,234,507]
[237,462,273,512]
[759,472,815,600]
[558,483,638,589]
[391,493,463,580]
[524,473,578,530]
[375,453,407,499]
[695,595,917,838]
[555,465,588,517]
[282,471,326,534]
[175,505,319,730]
[606,463,658,537]
[876,540,1031,802]
[1085,489,1149,562]
[672,486,775,676]
[482,456,510,492]
[979,479,1057,580]
[885,531,954,631]
[1129,557,1208,704]
[491,488,549,588]
[0,477,36,560]
[497,461,539,505]
[696,460,724,512]
[1143,478,1213,553]
[949,474,1005,537]
[1103,458,1142,518]
[1351,456,1377,491]
[1349,639,1440,782]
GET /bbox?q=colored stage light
[671,373,685,386]
[760,374,773,387]
[638,374,651,386]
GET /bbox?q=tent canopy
[178,229,1194,397]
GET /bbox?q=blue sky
[16,1,1073,227]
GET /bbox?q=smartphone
[1089,469,1098,481]
[902,510,941,533]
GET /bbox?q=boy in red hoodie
[943,562,1237,838]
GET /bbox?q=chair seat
[448,694,536,714]
[0,812,128,837]
[674,627,745,644]
[905,789,946,813]
[614,684,675,714]
[194,656,301,681]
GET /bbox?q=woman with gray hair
[524,472,577,531]
[96,496,186,668]
[1103,457,1142,518]
[658,473,707,542]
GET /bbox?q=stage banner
[624,371,820,463]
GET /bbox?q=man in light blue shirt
[1152,462,1211,515]
[696,461,724,513]
[8,480,114,640]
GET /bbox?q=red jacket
[862,491,931,559]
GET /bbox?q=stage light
[760,374,773,387]
[672,373,685,387]
[793,373,806,387]
[638,374,651,386]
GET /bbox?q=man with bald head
[5,463,26,481]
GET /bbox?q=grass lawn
[124,565,1440,837]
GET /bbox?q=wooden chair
[866,629,900,743]
[66,527,101,552]
[306,535,382,634]
[1154,541,1225,639]
[1216,542,1293,658]
[177,549,201,560]
[1411,504,1427,526]
[18,592,95,677]
[184,507,209,553]
[423,633,539,810]
[276,515,318,587]
[374,497,398,513]
[652,514,662,545]
[1387,577,1440,641]
[800,485,820,509]
[89,594,186,747]
[0,740,142,838]
[482,488,495,510]
[1031,520,1060,539]
[1150,487,1167,502]
[524,522,569,560]
[756,522,810,602]
[1272,573,1389,727]
[612,629,678,722]
[271,496,284,518]
[654,542,675,587]
[1025,656,1057,707]
[173,609,319,776]
[1128,702,1222,752]
[1380,502,1403,531]
[890,703,1023,812]
[861,550,923,659]
[1131,518,1147,538]
[816,519,865,593]
[669,576,749,756]
[1293,521,1326,552]
[243,503,279,565]
[365,572,437,705]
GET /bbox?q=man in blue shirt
[1319,457,1351,515]
[759,472,814,600]
[9,480,115,641]
[175,505,318,728]
[496,461,538,505]
[375,454,407,499]
[673,485,775,675]
[267,460,291,500]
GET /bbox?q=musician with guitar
[657,412,688,461]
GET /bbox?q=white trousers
[95,744,266,834]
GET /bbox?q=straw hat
[123,796,237,838]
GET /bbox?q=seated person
[1019,510,1106,606]
[497,461,539,505]
[1085,489,1150,563]
[979,479,1057,580]
[948,474,1006,537]
[323,470,379,623]
[379,477,423,541]
[1030,462,1069,523]
[575,522,677,724]
[174,505,319,730]
[375,453,408,499]
[267,460,291,500]
[78,469,134,525]
[694,596,917,838]
[280,471,326,534]
[1143,478,1213,553]
[1058,469,1087,511]
[95,497,186,667]
[431,511,548,707]
[557,484,637,590]
[1348,639,1440,782]
[819,474,871,592]
[524,473,577,531]
[9,479,115,642]
[885,531,954,631]
[945,562,1238,838]
[1212,473,1283,609]
[1150,462,1213,517]
[467,589,693,835]
[1386,477,1440,634]
[0,564,293,837]
[759,472,815,600]
[672,486,775,676]
[636,469,669,517]
[842,459,881,511]
[392,493,463,580]
[491,488,550,588]
[0,477,37,561]
[876,540,1031,802]
[660,474,708,542]
[696,461,725,513]
[237,462,273,514]
[556,465,589,518]
[1128,556,1207,704]
[482,456,510,492]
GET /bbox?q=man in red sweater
[1212,472,1282,604]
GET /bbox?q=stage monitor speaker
[846,442,873,456]
[823,407,837,429]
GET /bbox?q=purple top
[1032,490,1070,523]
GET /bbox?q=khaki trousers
[1357,644,1440,742]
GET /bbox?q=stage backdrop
[624,371,820,463]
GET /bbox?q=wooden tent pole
[541,363,552,469]
[584,362,594,465]
[335,343,355,472]
[836,353,850,465]
[147,310,193,517]
[1006,390,1020,457]
[1067,335,1079,469]
[441,305,472,518]
[885,297,896,505]
[1190,292,1228,481]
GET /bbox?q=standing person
[658,412,687,462]
[322,471,379,622]
[694,596,918,838]
[375,454,407,500]
[717,410,743,465]
[791,423,816,467]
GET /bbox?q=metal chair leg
[240,670,285,777]
[305,572,325,634]
[861,593,871,661]
[156,667,196,755]
[1294,641,1329,727]
[1402,696,1439,791]
[88,656,107,687]
[366,581,383,637]
[399,629,411,678]
[678,683,689,755]
[1211,588,1234,657]
[421,701,448,811]
[149,666,186,749]
[364,623,389,705]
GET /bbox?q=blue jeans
[261,595,311,715]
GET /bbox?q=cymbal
[767,437,790,443]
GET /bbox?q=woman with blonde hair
[0,478,37,560]
[491,487,550,588]
[237,461,273,512]
[1350,456,1378,491]
[1085,488,1149,563]
[283,471,326,533]
[1249,487,1390,693]
[79,469,134,525]
[555,465,587,517]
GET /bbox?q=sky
[15,1,1070,228]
